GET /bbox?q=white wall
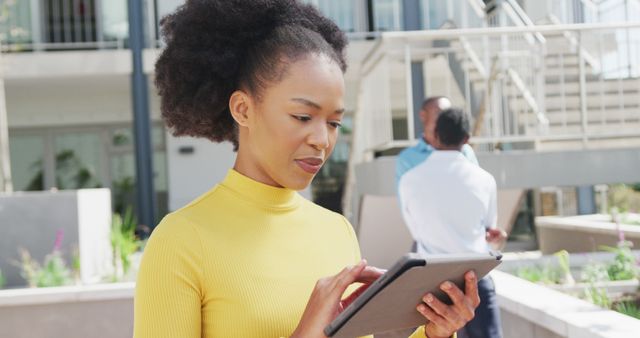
[166,135,236,211]
[6,75,163,128]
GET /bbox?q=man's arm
[484,179,507,243]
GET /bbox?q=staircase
[446,0,640,151]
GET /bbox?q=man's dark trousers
[458,276,503,338]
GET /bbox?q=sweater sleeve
[133,213,204,338]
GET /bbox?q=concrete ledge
[0,283,134,338]
[493,270,640,338]
[536,214,640,254]
[0,283,134,307]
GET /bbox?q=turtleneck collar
[219,169,301,210]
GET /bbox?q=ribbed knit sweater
[134,169,429,338]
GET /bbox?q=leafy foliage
[614,301,640,319]
[583,286,611,308]
[600,242,639,281]
[516,265,563,284]
[110,207,142,280]
[16,248,72,288]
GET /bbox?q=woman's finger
[333,260,366,291]
[340,283,371,310]
[355,266,385,284]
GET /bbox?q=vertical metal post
[95,0,104,45]
[578,32,588,147]
[30,0,43,50]
[405,43,415,141]
[402,0,424,139]
[128,0,157,229]
[0,51,13,193]
[625,0,632,76]
[366,0,375,32]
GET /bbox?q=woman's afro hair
[155,0,348,149]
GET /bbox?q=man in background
[398,108,505,338]
[395,96,478,186]
[396,96,504,246]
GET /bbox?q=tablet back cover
[331,258,501,338]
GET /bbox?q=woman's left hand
[416,270,480,338]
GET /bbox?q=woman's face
[232,54,345,190]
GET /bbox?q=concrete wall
[0,283,133,338]
[536,214,640,254]
[493,270,640,338]
[0,189,112,287]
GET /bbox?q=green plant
[71,247,81,283]
[584,286,611,308]
[600,241,639,281]
[110,207,142,280]
[16,248,72,288]
[516,265,563,284]
[554,250,575,285]
[0,268,6,288]
[614,301,640,319]
[581,262,610,284]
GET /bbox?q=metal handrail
[460,37,488,79]
[546,14,602,74]
[504,0,546,44]
[505,68,549,127]
[378,21,640,42]
[0,40,126,52]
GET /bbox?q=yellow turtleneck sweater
[134,169,431,338]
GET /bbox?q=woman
[134,1,480,337]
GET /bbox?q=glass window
[302,0,357,32]
[374,0,402,31]
[53,132,103,190]
[101,0,128,41]
[8,134,44,191]
[110,125,165,149]
[0,0,32,45]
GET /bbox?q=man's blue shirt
[395,138,479,186]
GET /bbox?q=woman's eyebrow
[290,97,344,114]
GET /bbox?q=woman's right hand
[291,259,384,338]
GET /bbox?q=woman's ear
[229,90,252,127]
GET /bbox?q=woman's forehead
[265,55,345,105]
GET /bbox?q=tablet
[324,252,502,338]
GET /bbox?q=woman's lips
[295,158,323,174]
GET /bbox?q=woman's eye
[292,115,311,122]
[329,121,342,129]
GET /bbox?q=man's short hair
[421,96,448,111]
[435,108,470,146]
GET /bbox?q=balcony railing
[351,22,640,156]
[0,0,157,52]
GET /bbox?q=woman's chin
[281,174,314,191]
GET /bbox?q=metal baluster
[73,0,82,42]
[578,31,588,146]
[405,43,415,141]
